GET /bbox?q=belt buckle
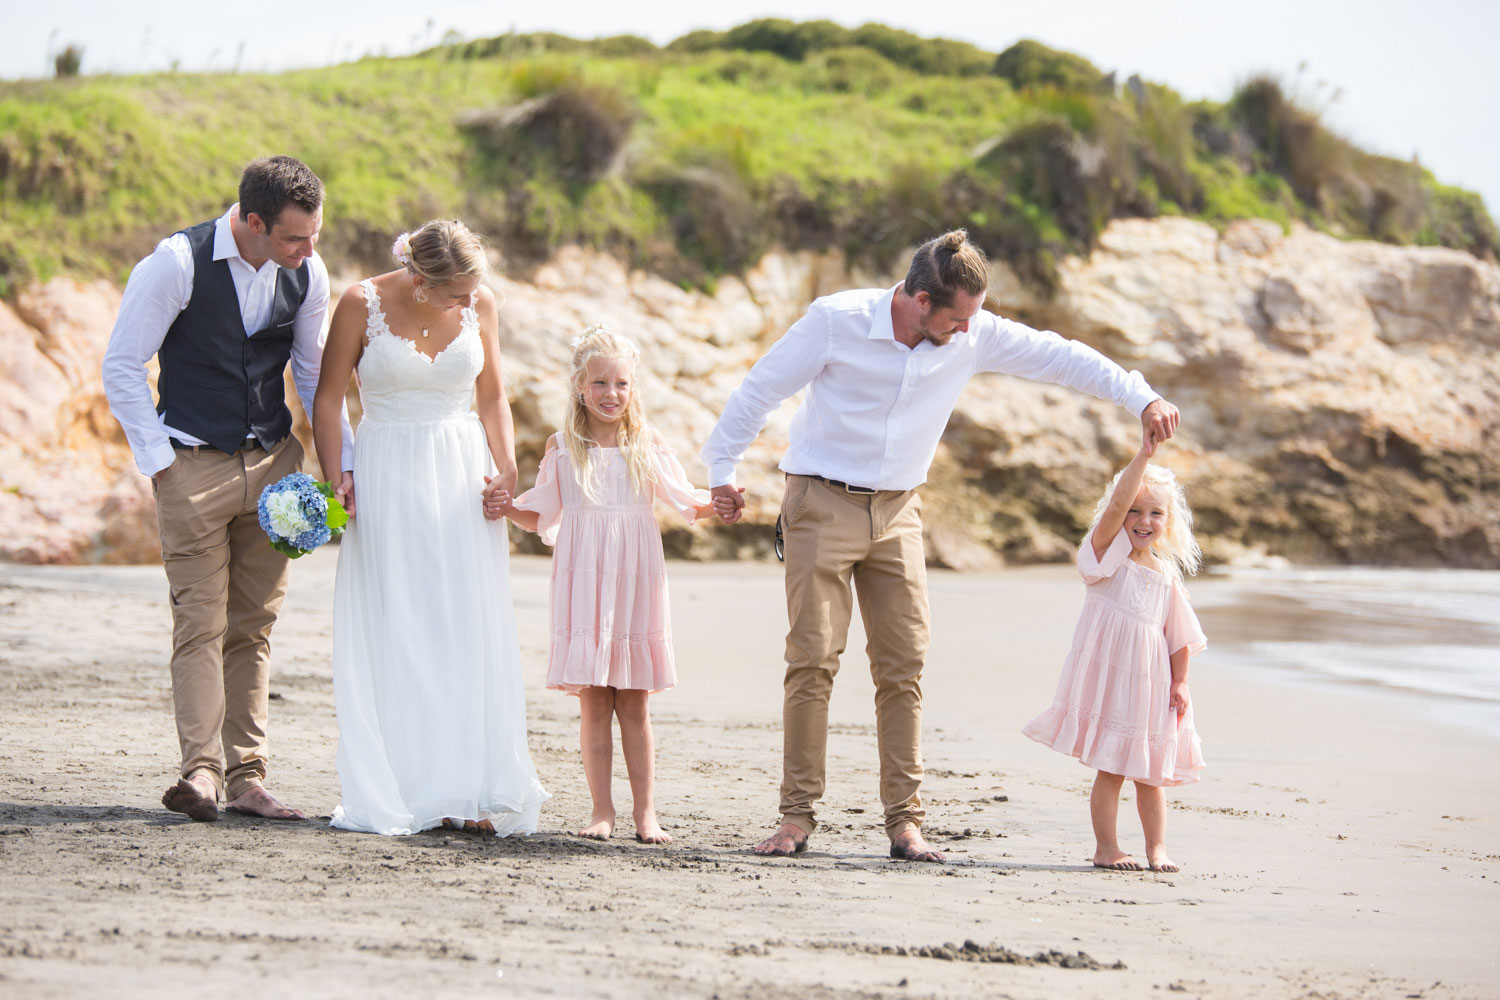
[844,483,876,495]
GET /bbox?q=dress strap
[359,279,394,341]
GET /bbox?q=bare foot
[576,812,615,840]
[475,819,496,835]
[1092,849,1145,871]
[1148,853,1180,873]
[161,776,218,822]
[888,829,945,863]
[634,812,672,845]
[223,786,305,820]
[752,822,808,857]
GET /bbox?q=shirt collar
[214,204,276,271]
[866,284,901,341]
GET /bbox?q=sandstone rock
[3,219,1497,568]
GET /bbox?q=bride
[312,219,548,835]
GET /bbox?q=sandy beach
[1,547,1497,999]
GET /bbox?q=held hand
[335,472,356,518]
[710,484,746,524]
[481,475,512,522]
[1169,681,1190,722]
[1141,399,1180,453]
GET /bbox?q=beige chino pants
[152,435,303,801]
[778,474,931,840]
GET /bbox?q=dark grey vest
[155,219,311,453]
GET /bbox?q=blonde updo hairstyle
[1088,462,1202,579]
[392,219,487,302]
[563,325,658,503]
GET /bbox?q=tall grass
[1,24,1494,296]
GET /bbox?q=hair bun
[940,229,968,252]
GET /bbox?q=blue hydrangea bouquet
[257,472,349,558]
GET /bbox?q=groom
[704,230,1178,861]
[102,155,352,821]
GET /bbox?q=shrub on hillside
[722,18,850,61]
[847,23,992,76]
[458,82,637,186]
[54,45,83,78]
[638,161,758,279]
[800,47,901,95]
[992,40,1103,92]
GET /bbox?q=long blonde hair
[1089,462,1202,579]
[563,325,658,502]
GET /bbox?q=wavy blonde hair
[563,325,658,503]
[1089,462,1202,579]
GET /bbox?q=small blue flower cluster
[257,472,333,553]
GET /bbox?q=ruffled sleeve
[511,435,566,547]
[1078,526,1132,584]
[651,442,710,524]
[1165,578,1208,658]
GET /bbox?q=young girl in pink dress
[490,326,716,844]
[1022,439,1207,872]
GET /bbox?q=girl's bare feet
[1147,852,1179,872]
[1093,848,1145,871]
[634,811,672,844]
[577,812,614,839]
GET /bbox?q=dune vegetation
[2,19,1495,295]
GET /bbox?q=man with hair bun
[703,228,1179,862]
[103,155,354,822]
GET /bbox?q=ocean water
[1192,566,1500,738]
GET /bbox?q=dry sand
[2,547,1497,999]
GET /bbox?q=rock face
[3,218,1497,567]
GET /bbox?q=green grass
[1,22,1494,294]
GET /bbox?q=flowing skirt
[331,413,549,835]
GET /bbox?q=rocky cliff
[3,217,1496,568]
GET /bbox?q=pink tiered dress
[512,434,709,694]
[1022,526,1208,786]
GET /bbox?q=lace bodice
[356,279,483,425]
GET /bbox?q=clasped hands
[481,471,516,521]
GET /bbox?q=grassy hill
[2,19,1495,295]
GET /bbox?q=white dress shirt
[102,205,353,477]
[701,285,1160,491]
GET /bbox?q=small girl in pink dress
[490,326,717,844]
[1022,439,1206,873]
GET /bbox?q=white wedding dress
[329,279,548,836]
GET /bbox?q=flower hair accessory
[570,323,609,348]
[391,232,413,267]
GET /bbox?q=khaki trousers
[152,436,303,800]
[778,474,930,840]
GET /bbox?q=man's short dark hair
[904,229,989,309]
[239,156,323,232]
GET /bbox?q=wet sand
[1,549,1497,998]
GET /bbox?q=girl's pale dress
[512,434,709,694]
[1022,526,1208,786]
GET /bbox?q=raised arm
[1091,441,1154,562]
[313,284,367,515]
[976,316,1180,451]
